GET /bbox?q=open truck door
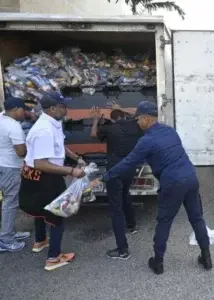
[0,14,172,197]
[172,30,214,165]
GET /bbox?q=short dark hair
[110,109,125,121]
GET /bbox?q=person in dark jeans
[90,106,143,260]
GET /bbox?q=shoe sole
[32,244,49,253]
[127,228,138,234]
[149,266,164,275]
[0,244,25,252]
[44,261,70,271]
[44,255,75,271]
[15,233,31,241]
[128,230,138,235]
[106,254,131,260]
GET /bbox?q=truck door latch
[160,35,171,49]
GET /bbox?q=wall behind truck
[20,0,131,15]
[0,0,20,12]
[0,0,130,15]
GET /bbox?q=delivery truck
[0,13,213,198]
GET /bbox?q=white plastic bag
[44,163,98,218]
[189,226,214,245]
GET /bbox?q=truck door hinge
[160,35,171,49]
[161,94,171,108]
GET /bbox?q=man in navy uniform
[97,101,211,274]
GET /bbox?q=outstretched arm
[89,106,107,141]
[90,118,99,138]
[103,137,151,182]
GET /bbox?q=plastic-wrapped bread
[4,48,156,101]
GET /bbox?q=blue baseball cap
[135,101,158,117]
[40,92,72,109]
[4,96,32,111]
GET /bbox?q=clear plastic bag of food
[44,163,99,218]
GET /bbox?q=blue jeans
[154,177,209,258]
[35,218,64,258]
[0,167,21,244]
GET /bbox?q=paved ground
[0,168,214,300]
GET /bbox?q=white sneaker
[15,232,31,240]
[0,241,25,252]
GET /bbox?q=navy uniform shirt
[98,119,143,170]
[103,122,196,186]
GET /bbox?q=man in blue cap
[0,96,31,252]
[95,100,211,274]
[19,91,85,271]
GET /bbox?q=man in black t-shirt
[90,106,143,260]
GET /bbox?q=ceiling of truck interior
[0,30,155,53]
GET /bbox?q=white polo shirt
[25,112,65,168]
[0,114,25,168]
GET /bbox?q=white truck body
[0,14,212,196]
[172,30,214,166]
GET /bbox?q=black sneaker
[127,226,138,234]
[106,248,131,260]
[198,248,212,270]
[148,257,164,275]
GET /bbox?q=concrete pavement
[0,167,214,300]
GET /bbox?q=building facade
[0,0,130,15]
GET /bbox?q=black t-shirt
[98,119,143,170]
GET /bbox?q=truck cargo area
[0,28,159,196]
[0,29,157,133]
[0,30,157,73]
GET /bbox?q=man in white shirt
[19,92,85,271]
[0,97,31,252]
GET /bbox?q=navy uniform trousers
[154,176,209,258]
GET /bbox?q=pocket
[0,168,20,194]
[11,169,21,183]
[0,168,9,190]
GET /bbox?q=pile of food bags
[4,47,156,100]
[44,163,99,218]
